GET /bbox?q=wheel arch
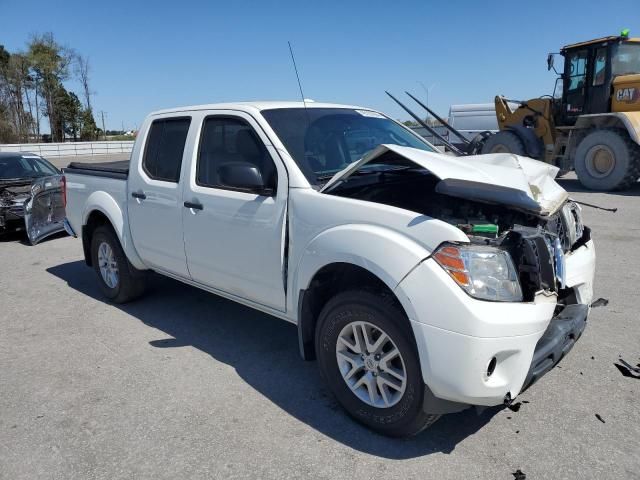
[504,125,544,159]
[574,113,640,145]
[81,191,145,269]
[293,225,429,361]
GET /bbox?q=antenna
[288,41,310,124]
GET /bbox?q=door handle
[184,201,203,210]
[131,191,146,200]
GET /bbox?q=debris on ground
[512,469,526,479]
[595,414,605,423]
[508,402,522,412]
[591,297,609,308]
[614,359,640,379]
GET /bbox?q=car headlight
[433,244,523,302]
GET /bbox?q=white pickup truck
[62,101,596,437]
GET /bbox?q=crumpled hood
[321,145,569,216]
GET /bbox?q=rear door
[127,115,193,277]
[181,110,288,311]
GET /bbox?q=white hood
[321,145,569,216]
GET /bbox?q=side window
[567,50,588,92]
[592,48,607,86]
[196,117,277,192]
[142,117,191,182]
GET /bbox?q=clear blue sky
[2,0,637,131]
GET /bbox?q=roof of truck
[149,101,372,116]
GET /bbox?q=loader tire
[574,129,640,191]
[480,131,526,156]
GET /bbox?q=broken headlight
[433,244,523,302]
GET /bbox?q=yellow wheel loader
[481,31,640,191]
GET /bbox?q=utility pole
[418,81,436,124]
[100,111,107,140]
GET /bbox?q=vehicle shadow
[0,229,67,245]
[47,260,500,459]
[557,177,640,196]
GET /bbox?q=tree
[54,87,82,140]
[74,53,92,111]
[28,33,72,142]
[80,108,98,140]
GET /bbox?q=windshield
[613,43,640,76]
[261,108,435,184]
[0,154,59,180]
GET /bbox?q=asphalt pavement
[0,168,639,479]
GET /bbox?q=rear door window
[142,118,191,182]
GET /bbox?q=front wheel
[315,290,439,437]
[91,225,146,303]
[480,130,526,156]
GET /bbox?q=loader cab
[554,35,640,125]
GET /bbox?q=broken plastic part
[591,297,609,308]
[615,359,640,379]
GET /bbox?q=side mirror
[218,162,272,195]
[547,53,555,71]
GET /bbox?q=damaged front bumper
[396,236,596,410]
[521,303,588,391]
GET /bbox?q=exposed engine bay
[327,170,589,301]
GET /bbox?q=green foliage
[80,108,98,141]
[0,33,101,144]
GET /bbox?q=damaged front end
[0,175,66,244]
[322,145,593,304]
[0,181,31,235]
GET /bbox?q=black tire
[574,128,640,191]
[91,225,146,303]
[315,290,440,437]
[480,131,526,156]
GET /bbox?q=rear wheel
[574,129,640,191]
[315,290,440,437]
[480,131,526,156]
[91,225,146,303]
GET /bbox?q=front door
[585,46,611,114]
[563,49,589,122]
[182,111,288,312]
[127,116,193,277]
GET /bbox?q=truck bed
[64,160,129,179]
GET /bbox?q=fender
[505,125,544,159]
[291,223,430,321]
[575,112,640,145]
[82,191,146,270]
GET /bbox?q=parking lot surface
[1,168,639,479]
